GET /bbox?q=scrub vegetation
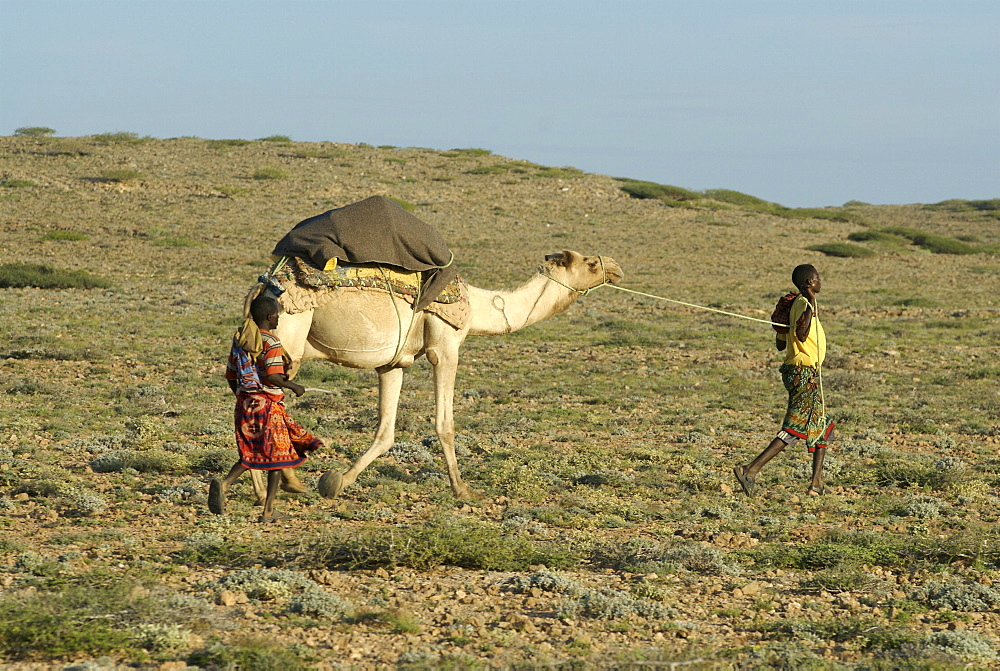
[0,132,997,668]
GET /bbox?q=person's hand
[290,382,306,397]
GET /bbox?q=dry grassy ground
[1,134,999,669]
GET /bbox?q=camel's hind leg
[250,469,306,505]
[319,366,405,498]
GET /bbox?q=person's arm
[262,373,305,397]
[775,334,787,351]
[227,379,238,395]
[794,304,813,343]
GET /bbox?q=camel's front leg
[318,366,404,498]
[427,346,474,500]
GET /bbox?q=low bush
[0,577,161,660]
[253,166,291,180]
[590,537,742,575]
[40,230,88,241]
[617,179,699,203]
[909,579,1000,612]
[206,138,252,150]
[746,530,908,570]
[703,189,774,208]
[89,449,186,473]
[881,227,979,254]
[2,179,37,188]
[187,636,309,669]
[14,126,56,137]
[308,515,578,571]
[90,131,149,145]
[0,263,111,289]
[806,242,876,258]
[98,168,144,183]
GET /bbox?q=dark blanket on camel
[272,196,457,312]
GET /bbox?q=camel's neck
[466,273,579,336]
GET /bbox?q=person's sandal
[733,466,757,497]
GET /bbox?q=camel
[252,250,622,501]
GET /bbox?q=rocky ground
[1,134,999,669]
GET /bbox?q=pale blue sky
[2,0,997,207]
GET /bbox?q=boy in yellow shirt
[734,264,835,497]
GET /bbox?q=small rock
[374,567,390,579]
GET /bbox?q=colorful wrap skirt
[779,364,835,452]
[234,391,322,470]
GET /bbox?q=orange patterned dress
[225,330,322,469]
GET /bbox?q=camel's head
[542,250,624,291]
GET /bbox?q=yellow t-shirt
[780,295,826,367]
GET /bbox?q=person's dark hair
[250,294,280,323]
[792,264,818,291]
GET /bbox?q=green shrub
[42,139,91,156]
[253,167,291,180]
[207,138,252,149]
[909,579,1000,612]
[703,189,773,208]
[617,179,699,202]
[446,148,493,156]
[89,449,186,473]
[0,578,158,659]
[590,537,741,575]
[312,515,578,571]
[98,168,144,183]
[187,636,309,670]
[893,296,938,308]
[387,196,416,212]
[799,563,881,593]
[916,235,978,254]
[40,230,88,242]
[90,131,149,145]
[806,242,876,258]
[257,135,292,142]
[847,230,909,245]
[1,179,37,188]
[746,530,908,569]
[14,126,56,137]
[0,263,111,289]
[466,163,516,175]
[881,227,979,254]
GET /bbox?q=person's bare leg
[808,447,826,495]
[262,470,281,518]
[222,462,247,490]
[745,437,788,478]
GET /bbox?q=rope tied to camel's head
[539,254,610,296]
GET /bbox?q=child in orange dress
[210,294,322,522]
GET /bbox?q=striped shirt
[226,329,286,395]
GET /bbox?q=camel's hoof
[318,470,343,499]
[281,469,307,493]
[454,487,484,502]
